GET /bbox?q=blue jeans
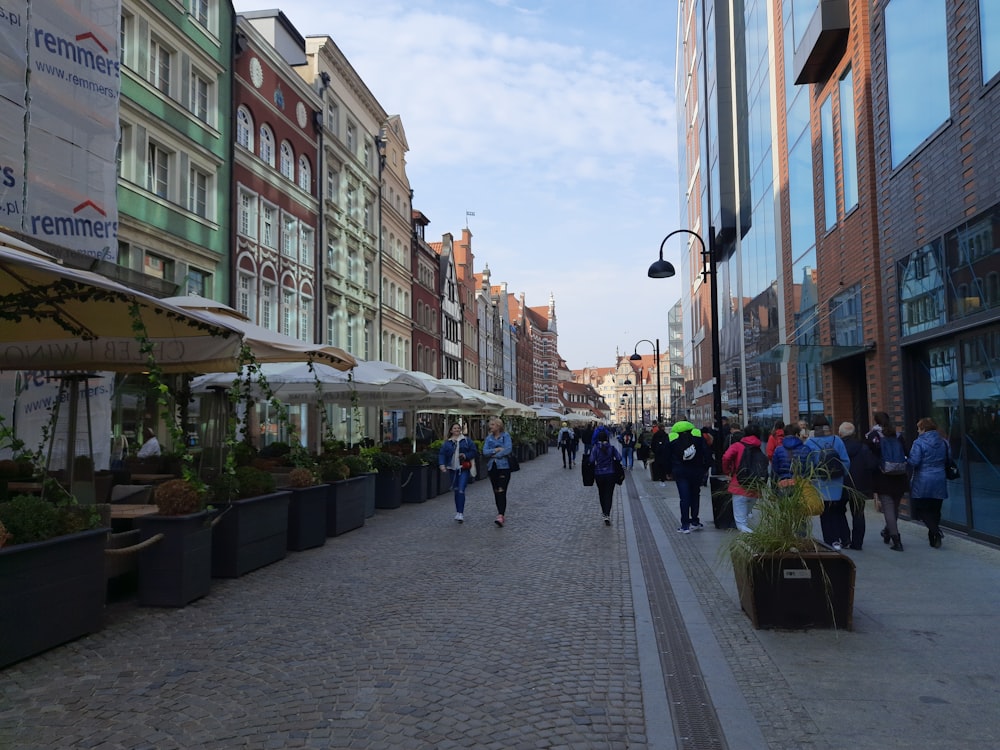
[448,468,471,512]
[621,445,634,468]
[674,474,702,527]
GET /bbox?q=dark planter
[424,463,438,498]
[710,475,736,529]
[401,464,429,503]
[361,472,377,518]
[326,477,366,536]
[733,549,856,630]
[0,527,107,669]
[287,484,329,551]
[436,467,450,496]
[211,491,290,578]
[136,511,212,607]
[374,470,402,509]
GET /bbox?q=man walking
[668,420,710,532]
[557,421,575,468]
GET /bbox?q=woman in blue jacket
[908,416,949,548]
[589,427,623,526]
[438,423,479,523]
[483,417,514,527]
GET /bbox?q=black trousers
[595,475,616,516]
[488,466,511,515]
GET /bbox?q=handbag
[507,453,520,472]
[945,446,960,480]
[799,480,825,515]
[460,460,472,471]
[613,457,625,485]
[581,458,595,486]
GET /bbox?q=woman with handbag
[483,417,514,527]
[865,411,909,551]
[907,416,949,548]
[438,423,479,523]
[588,427,623,526]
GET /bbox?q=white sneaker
[832,541,842,550]
[454,512,464,523]
[737,524,753,533]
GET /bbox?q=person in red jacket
[722,423,766,532]
[766,420,785,461]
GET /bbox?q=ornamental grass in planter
[724,474,855,631]
[0,491,107,668]
[210,466,290,578]
[284,466,328,551]
[136,478,213,607]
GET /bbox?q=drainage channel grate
[626,474,728,750]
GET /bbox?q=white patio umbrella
[564,412,597,425]
[164,296,356,371]
[533,406,565,419]
[0,234,245,373]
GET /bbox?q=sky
[233,0,683,371]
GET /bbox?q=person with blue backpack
[865,411,908,551]
[805,415,851,550]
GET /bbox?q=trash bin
[710,474,735,529]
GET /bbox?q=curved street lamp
[631,338,661,426]
[650,229,722,471]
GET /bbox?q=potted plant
[321,456,366,536]
[210,465,290,578]
[282,466,328,551]
[725,475,856,630]
[0,491,106,668]
[135,478,213,607]
[400,451,429,504]
[364,448,405,510]
[342,453,376,518]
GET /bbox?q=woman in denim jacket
[483,417,513,527]
[438,423,479,524]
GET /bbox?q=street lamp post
[649,229,722,471]
[631,338,662,426]
[624,377,638,428]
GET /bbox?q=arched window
[236,106,254,150]
[259,125,274,167]
[279,141,294,179]
[297,155,311,191]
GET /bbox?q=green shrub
[342,454,372,477]
[259,441,291,459]
[232,441,257,467]
[154,479,204,515]
[288,467,319,488]
[0,495,101,546]
[234,465,276,499]
[366,450,405,474]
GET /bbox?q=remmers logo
[33,26,120,78]
[29,200,118,240]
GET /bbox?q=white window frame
[279,140,294,180]
[261,282,276,330]
[237,273,255,321]
[190,69,211,124]
[282,291,294,337]
[236,106,254,150]
[299,225,314,267]
[259,125,275,167]
[149,37,172,96]
[261,202,277,249]
[299,295,312,341]
[297,155,311,191]
[238,188,257,239]
[281,214,297,257]
[188,166,210,218]
[146,142,171,198]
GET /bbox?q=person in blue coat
[805,415,851,550]
[438,422,479,523]
[908,416,949,548]
[483,416,514,527]
[589,427,623,526]
[771,422,811,481]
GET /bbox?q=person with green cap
[668,420,710,532]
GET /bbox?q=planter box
[374,470,402,509]
[136,511,212,607]
[211,491,291,578]
[326,477,366,536]
[361,472,377,518]
[0,527,107,669]
[401,464,429,503]
[286,484,329,551]
[424,463,438,498]
[734,549,856,630]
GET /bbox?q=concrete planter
[374,470,402,509]
[286,484,329,551]
[211,491,290,578]
[401,464,429,503]
[136,511,213,607]
[326,477,366,536]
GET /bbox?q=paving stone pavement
[4,447,1000,750]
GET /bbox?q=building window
[261,203,276,248]
[281,291,294,336]
[238,189,257,238]
[236,106,253,150]
[146,142,170,198]
[326,101,338,134]
[185,267,208,296]
[364,201,373,233]
[188,167,209,218]
[259,125,274,167]
[262,282,275,329]
[190,70,210,123]
[237,273,255,321]
[346,123,356,152]
[982,1,1000,82]
[299,226,314,266]
[884,0,950,168]
[190,0,209,27]
[279,141,294,180]
[347,249,356,282]
[149,37,171,95]
[346,186,355,218]
[299,295,311,341]
[326,168,339,201]
[144,253,170,279]
[840,67,859,212]
[821,95,836,229]
[281,215,297,257]
[297,155,311,191]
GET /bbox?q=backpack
[673,431,698,461]
[736,443,770,486]
[811,439,845,478]
[879,434,907,475]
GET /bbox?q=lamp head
[629,353,641,361]
[647,259,676,278]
